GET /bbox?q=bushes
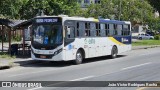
[0,35,8,42]
[154,35,160,40]
[12,35,21,42]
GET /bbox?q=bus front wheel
[110,46,118,59]
[73,50,83,65]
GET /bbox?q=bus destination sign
[36,18,58,23]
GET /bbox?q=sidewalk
[0,57,32,70]
[1,45,160,70]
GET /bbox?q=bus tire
[110,46,118,59]
[74,50,83,65]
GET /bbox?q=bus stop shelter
[0,18,30,56]
[13,19,33,56]
[0,18,13,53]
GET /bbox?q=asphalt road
[1,47,160,90]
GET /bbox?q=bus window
[109,24,114,36]
[105,24,109,36]
[65,26,75,38]
[78,22,85,37]
[96,23,100,36]
[85,22,90,36]
[128,25,131,35]
[122,24,130,36]
[100,23,105,37]
[90,23,96,37]
[117,25,122,35]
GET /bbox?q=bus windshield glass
[32,24,62,46]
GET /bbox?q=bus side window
[85,22,90,37]
[96,23,100,36]
[105,24,109,36]
[122,24,130,36]
[100,23,105,37]
[65,26,75,38]
[78,22,85,37]
[117,25,122,35]
[109,24,114,36]
[128,25,131,35]
[90,23,96,37]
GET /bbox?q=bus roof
[34,15,131,24]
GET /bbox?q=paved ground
[0,45,160,70]
[0,47,160,90]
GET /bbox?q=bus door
[64,23,76,60]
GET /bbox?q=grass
[132,40,160,46]
[0,52,16,59]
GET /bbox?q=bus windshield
[32,24,62,46]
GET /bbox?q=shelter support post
[22,27,25,56]
[8,28,11,54]
[2,25,4,52]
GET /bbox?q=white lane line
[27,76,94,90]
[140,53,152,56]
[9,69,57,77]
[27,87,43,90]
[122,62,151,70]
[70,76,94,81]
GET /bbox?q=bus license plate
[40,55,46,59]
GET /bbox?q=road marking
[70,76,94,81]
[122,62,151,70]
[27,76,94,90]
[27,87,43,90]
[141,53,152,56]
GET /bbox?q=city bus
[31,15,131,64]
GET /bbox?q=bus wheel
[74,50,83,65]
[110,46,118,59]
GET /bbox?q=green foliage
[132,40,160,46]
[84,0,154,22]
[0,0,159,31]
[0,0,81,19]
[0,52,16,59]
[12,35,21,42]
[154,35,160,40]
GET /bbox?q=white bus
[31,15,131,64]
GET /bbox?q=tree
[148,0,160,13]
[84,0,154,24]
[0,0,82,19]
[0,0,25,19]
[18,0,82,19]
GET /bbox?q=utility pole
[140,0,144,24]
[118,0,122,20]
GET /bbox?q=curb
[132,45,160,50]
[0,59,42,70]
[0,65,12,70]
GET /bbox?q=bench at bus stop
[10,44,31,56]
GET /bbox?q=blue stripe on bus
[113,36,132,45]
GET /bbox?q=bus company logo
[121,38,129,42]
[2,82,11,87]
